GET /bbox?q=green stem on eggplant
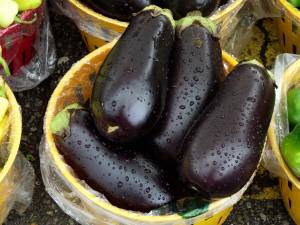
[0,47,10,77]
[141,5,176,29]
[176,14,217,37]
[51,103,84,135]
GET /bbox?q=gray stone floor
[3,4,297,225]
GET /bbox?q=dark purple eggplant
[180,61,275,198]
[158,0,221,19]
[219,0,229,6]
[91,6,175,143]
[81,0,152,21]
[150,16,223,163]
[51,104,175,212]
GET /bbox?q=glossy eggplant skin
[54,109,174,212]
[158,0,221,19]
[180,63,275,198]
[91,8,174,143]
[150,24,223,163]
[82,0,152,21]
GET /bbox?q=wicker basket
[57,0,247,51]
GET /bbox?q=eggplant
[51,104,175,212]
[158,0,221,19]
[91,6,175,143]
[180,62,275,198]
[81,0,152,21]
[150,16,223,163]
[219,0,229,6]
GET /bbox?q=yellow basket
[43,41,261,225]
[268,58,300,225]
[64,0,246,52]
[276,0,300,54]
[0,78,22,223]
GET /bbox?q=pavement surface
[3,3,297,225]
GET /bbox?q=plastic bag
[0,2,56,92]
[0,152,35,224]
[50,0,124,43]
[221,0,281,56]
[50,0,247,44]
[0,78,35,224]
[263,54,300,179]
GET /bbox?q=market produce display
[80,0,231,21]
[0,0,42,28]
[281,87,300,178]
[51,5,275,214]
[289,0,300,8]
[287,87,300,128]
[0,0,44,77]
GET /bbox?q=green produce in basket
[289,0,300,8]
[287,87,300,127]
[14,0,42,11]
[0,0,18,28]
[0,0,41,29]
[281,124,300,178]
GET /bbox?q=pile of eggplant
[51,6,276,213]
[81,0,231,21]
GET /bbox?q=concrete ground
[3,4,297,225]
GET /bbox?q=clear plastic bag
[0,152,36,224]
[0,2,56,92]
[50,0,247,44]
[221,0,281,56]
[50,0,124,43]
[0,78,35,224]
[263,54,300,179]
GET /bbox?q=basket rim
[0,77,22,184]
[268,58,300,190]
[277,0,300,22]
[68,0,128,30]
[68,0,246,30]
[43,42,254,222]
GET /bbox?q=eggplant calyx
[186,11,203,17]
[176,14,217,37]
[243,59,275,81]
[14,13,37,25]
[141,5,176,29]
[0,46,10,77]
[51,103,84,135]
